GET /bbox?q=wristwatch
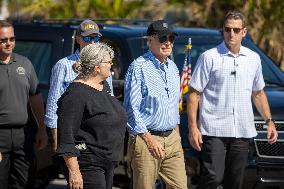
[265,118,275,125]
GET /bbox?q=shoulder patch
[16,66,26,75]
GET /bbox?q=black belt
[149,129,173,137]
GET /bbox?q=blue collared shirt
[189,42,265,138]
[124,50,180,135]
[44,49,113,128]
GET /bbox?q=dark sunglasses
[0,36,16,44]
[224,27,243,34]
[156,35,175,43]
[82,35,99,43]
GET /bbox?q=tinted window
[242,39,284,85]
[172,35,222,72]
[127,36,148,61]
[14,41,52,85]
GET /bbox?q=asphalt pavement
[46,179,66,189]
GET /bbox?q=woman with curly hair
[56,43,127,189]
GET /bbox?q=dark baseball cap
[147,20,177,37]
[77,19,102,37]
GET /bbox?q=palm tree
[7,0,146,19]
[161,0,284,70]
[5,0,284,69]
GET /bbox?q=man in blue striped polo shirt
[45,19,113,151]
[187,10,278,189]
[124,20,187,189]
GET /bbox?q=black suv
[13,20,284,189]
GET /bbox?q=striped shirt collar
[145,50,169,69]
[218,41,249,57]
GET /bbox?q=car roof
[12,19,254,44]
[99,23,223,38]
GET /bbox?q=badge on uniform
[16,67,26,75]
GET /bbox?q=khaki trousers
[128,130,188,189]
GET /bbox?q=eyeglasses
[0,36,16,44]
[154,35,175,43]
[82,35,99,43]
[101,60,113,65]
[224,27,243,34]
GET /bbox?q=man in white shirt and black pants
[187,10,278,189]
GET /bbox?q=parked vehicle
[12,19,284,189]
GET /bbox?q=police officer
[0,20,47,189]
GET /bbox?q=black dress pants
[0,127,36,189]
[64,150,117,189]
[197,136,249,189]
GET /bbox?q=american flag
[179,38,192,112]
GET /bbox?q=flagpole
[179,37,192,112]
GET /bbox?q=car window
[126,36,148,61]
[14,40,52,85]
[172,35,223,72]
[242,39,284,86]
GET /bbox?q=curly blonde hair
[72,43,114,77]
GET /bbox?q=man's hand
[252,90,277,145]
[267,122,278,144]
[140,132,165,159]
[35,127,48,150]
[189,127,203,151]
[29,94,46,150]
[187,86,202,151]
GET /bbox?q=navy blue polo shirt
[0,53,39,127]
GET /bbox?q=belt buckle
[161,131,167,137]
[162,130,172,137]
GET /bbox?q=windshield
[242,39,284,86]
[127,34,284,86]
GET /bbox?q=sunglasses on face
[224,27,243,34]
[82,35,99,43]
[0,36,16,44]
[154,35,175,43]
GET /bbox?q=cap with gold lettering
[77,19,102,37]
